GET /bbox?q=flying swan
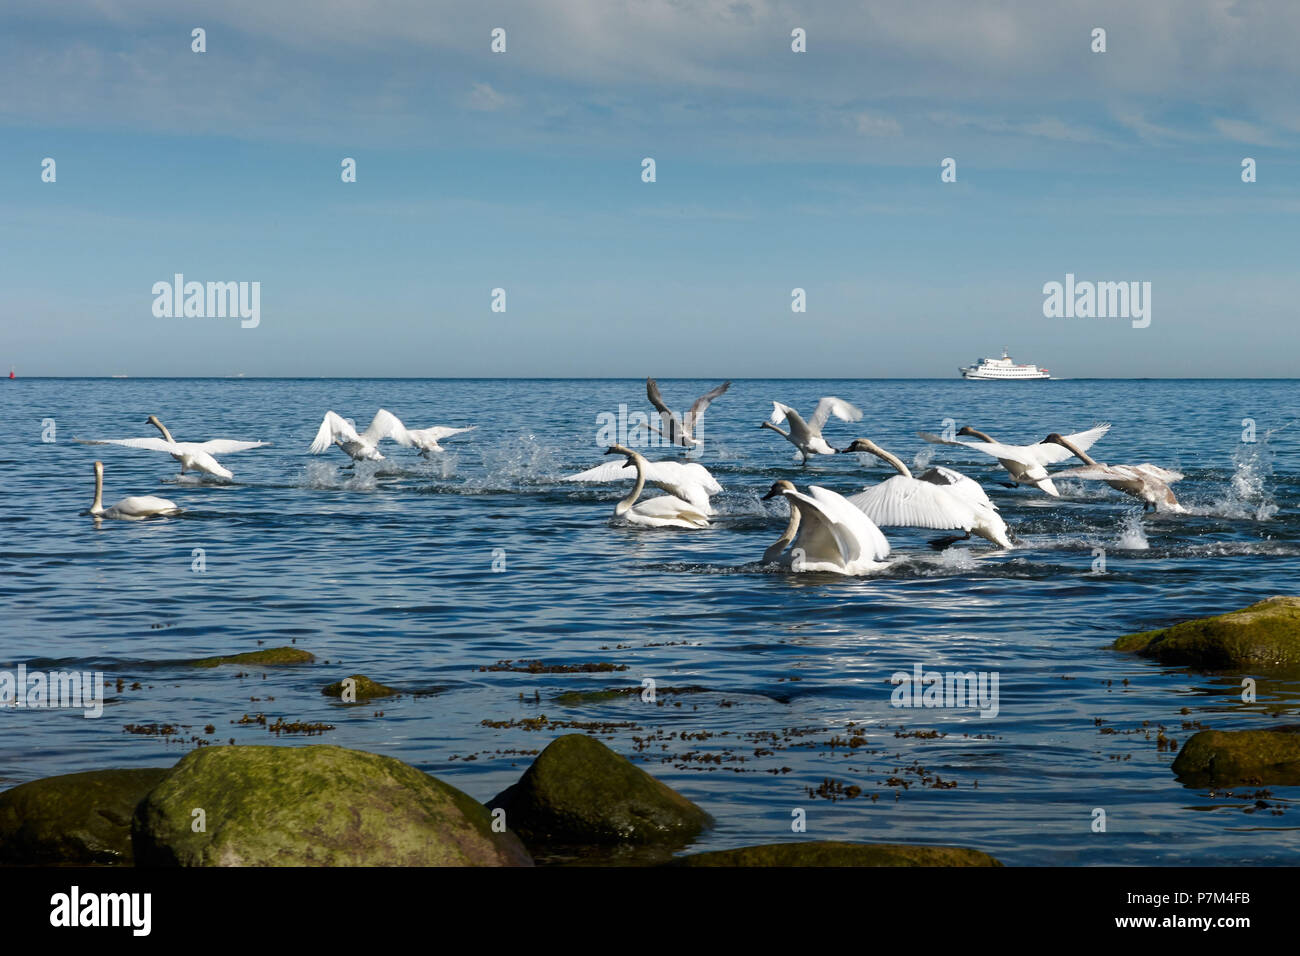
[86,460,180,520]
[309,409,411,461]
[77,415,269,479]
[841,438,1013,548]
[404,423,478,456]
[760,397,863,464]
[1043,432,1186,513]
[643,378,731,448]
[563,448,722,514]
[916,423,1111,496]
[761,480,891,574]
[598,444,712,528]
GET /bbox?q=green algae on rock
[487,733,712,847]
[0,768,170,864]
[132,745,531,866]
[185,647,316,669]
[672,840,1003,867]
[1171,726,1300,786]
[321,674,399,701]
[1114,596,1300,672]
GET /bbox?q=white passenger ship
[959,349,1051,380]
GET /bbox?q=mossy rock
[671,841,1003,867]
[1171,726,1300,786]
[132,745,531,866]
[186,647,316,669]
[0,768,170,864]
[487,734,712,847]
[1115,596,1300,672]
[321,674,399,701]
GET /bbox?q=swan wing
[309,412,357,453]
[1049,464,1146,494]
[688,380,731,421]
[362,409,412,446]
[769,401,799,426]
[645,377,674,417]
[1133,464,1184,483]
[1027,423,1113,465]
[848,475,975,532]
[563,458,721,497]
[917,466,996,511]
[784,489,851,566]
[110,495,179,517]
[194,439,270,454]
[807,485,890,562]
[407,425,477,445]
[76,437,174,453]
[631,494,710,523]
[809,396,862,432]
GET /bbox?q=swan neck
[151,419,176,444]
[1056,437,1095,465]
[764,497,801,563]
[965,428,996,443]
[615,452,648,514]
[92,467,104,514]
[875,448,911,478]
[760,421,788,439]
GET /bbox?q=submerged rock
[186,647,316,668]
[488,733,712,847]
[321,674,399,700]
[133,745,531,866]
[1172,726,1300,786]
[671,841,1003,867]
[0,768,170,864]
[1114,596,1300,672]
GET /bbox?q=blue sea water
[2,376,1298,865]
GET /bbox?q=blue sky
[3,0,1299,377]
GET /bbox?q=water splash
[1113,512,1149,550]
[464,433,564,491]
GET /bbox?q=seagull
[643,378,731,448]
[760,480,890,574]
[309,409,411,461]
[1043,432,1186,513]
[841,438,1012,548]
[916,423,1111,496]
[76,415,269,480]
[760,397,863,464]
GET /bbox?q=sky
[2,0,1299,378]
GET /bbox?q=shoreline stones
[0,768,170,865]
[1172,726,1300,786]
[671,841,1003,867]
[1115,596,1300,672]
[488,733,712,850]
[133,744,531,866]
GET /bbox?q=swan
[600,444,711,528]
[86,461,180,520]
[916,423,1111,496]
[760,397,863,464]
[643,378,731,448]
[1042,432,1185,513]
[404,424,478,456]
[76,415,269,480]
[309,409,411,461]
[761,480,890,574]
[563,450,722,514]
[841,438,1013,548]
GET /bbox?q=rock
[1171,726,1300,786]
[672,841,1003,867]
[0,768,170,864]
[487,733,711,847]
[132,745,531,866]
[186,647,315,668]
[321,674,399,700]
[1114,596,1300,672]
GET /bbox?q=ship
[959,349,1051,380]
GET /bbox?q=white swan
[76,415,269,480]
[563,450,722,514]
[87,461,180,520]
[1043,432,1185,513]
[601,444,711,528]
[760,397,863,464]
[404,424,478,456]
[761,480,891,574]
[840,438,1013,549]
[643,378,731,448]
[916,423,1111,496]
[309,409,411,461]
